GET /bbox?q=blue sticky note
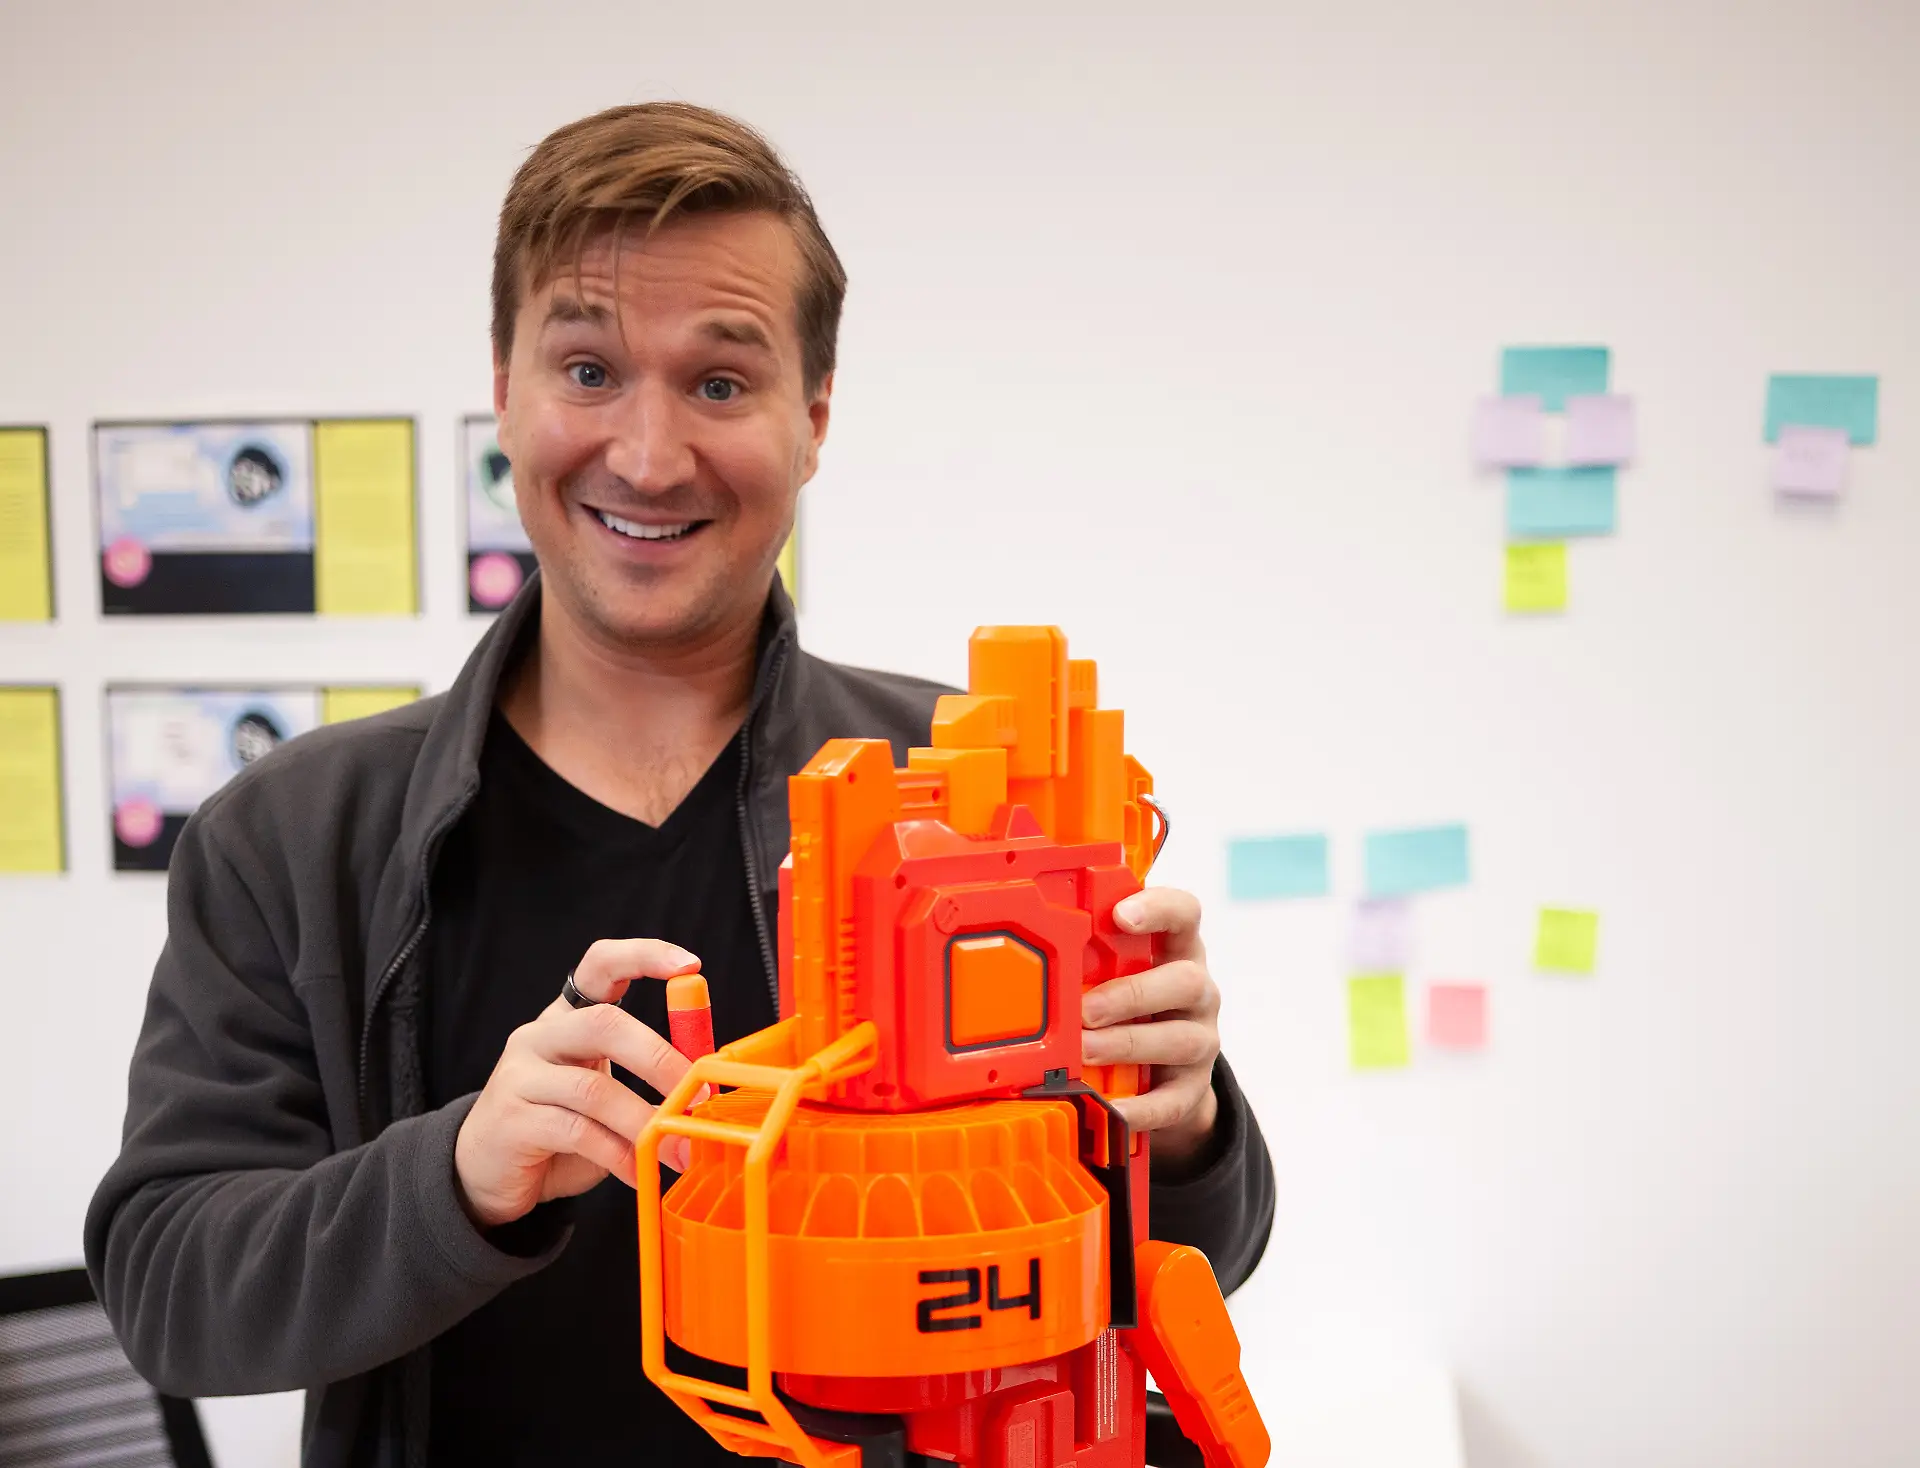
[1764,374,1878,445]
[1500,346,1610,411]
[1506,466,1617,538]
[1228,834,1330,900]
[1364,824,1470,897]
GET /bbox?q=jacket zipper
[736,642,789,1013]
[356,793,474,1118]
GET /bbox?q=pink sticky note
[1564,394,1636,466]
[1772,425,1849,497]
[1426,982,1487,1050]
[1472,394,1545,468]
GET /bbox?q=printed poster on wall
[107,685,419,871]
[0,687,65,873]
[95,419,418,616]
[0,427,55,621]
[462,414,536,613]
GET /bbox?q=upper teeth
[598,511,693,540]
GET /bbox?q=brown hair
[491,102,846,393]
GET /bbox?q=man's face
[494,211,829,652]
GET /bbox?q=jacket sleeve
[1146,1055,1275,1295]
[83,806,565,1397]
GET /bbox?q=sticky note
[1471,395,1546,468]
[1348,974,1411,1070]
[777,525,799,608]
[0,428,53,622]
[1507,467,1616,538]
[1228,834,1330,900]
[1504,542,1567,614]
[1765,374,1878,445]
[314,419,418,615]
[322,686,421,725]
[1500,346,1610,411]
[1348,898,1413,974]
[1772,425,1849,497]
[1363,823,1469,897]
[0,688,65,873]
[1535,908,1599,973]
[1426,982,1487,1050]
[1564,394,1636,466]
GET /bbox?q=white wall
[3,2,1918,1465]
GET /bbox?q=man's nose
[603,380,697,492]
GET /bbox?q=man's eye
[569,362,608,389]
[699,378,738,402]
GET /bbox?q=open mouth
[591,508,711,543]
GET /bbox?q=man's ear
[799,370,834,483]
[491,351,512,456]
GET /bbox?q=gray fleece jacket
[85,573,1275,1468]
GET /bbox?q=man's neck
[498,589,763,827]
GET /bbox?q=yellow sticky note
[1535,908,1599,973]
[0,428,53,622]
[1504,542,1567,614]
[1348,973,1410,1070]
[322,686,421,725]
[776,523,798,608]
[0,688,65,872]
[314,419,418,616]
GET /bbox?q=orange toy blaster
[636,627,1270,1468]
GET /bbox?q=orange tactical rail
[636,626,1269,1468]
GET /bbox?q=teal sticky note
[1500,346,1610,411]
[1764,374,1878,445]
[1228,834,1330,900]
[1364,824,1470,897]
[1506,466,1616,538]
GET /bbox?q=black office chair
[0,1267,213,1467]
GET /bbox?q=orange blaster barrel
[636,627,1270,1468]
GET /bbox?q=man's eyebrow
[541,296,612,329]
[700,318,774,352]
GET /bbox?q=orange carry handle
[1124,1240,1270,1468]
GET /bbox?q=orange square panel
[946,932,1048,1050]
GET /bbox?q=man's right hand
[453,938,701,1231]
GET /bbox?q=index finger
[565,937,702,1007]
[1112,887,1205,961]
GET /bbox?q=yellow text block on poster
[1504,542,1567,614]
[0,688,64,872]
[1535,908,1599,973]
[1348,973,1411,1071]
[776,524,798,608]
[314,419,417,616]
[0,428,53,621]
[322,686,421,725]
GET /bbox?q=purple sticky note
[1564,393,1636,466]
[1773,425,1849,497]
[1472,394,1545,469]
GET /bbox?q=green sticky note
[1504,542,1567,613]
[1764,374,1879,445]
[1500,346,1610,411]
[1348,974,1411,1070]
[1535,908,1599,973]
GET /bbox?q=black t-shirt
[423,711,775,1466]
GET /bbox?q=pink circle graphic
[104,536,153,589]
[470,552,524,609]
[114,798,164,848]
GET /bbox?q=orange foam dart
[666,973,716,1062]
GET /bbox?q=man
[86,102,1275,1467]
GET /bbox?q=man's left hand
[1080,886,1222,1168]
